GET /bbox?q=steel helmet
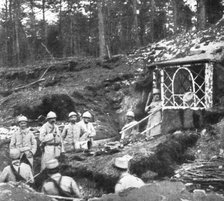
[17,115,28,122]
[46,111,57,119]
[82,111,92,118]
[10,148,21,159]
[126,111,135,117]
[45,159,59,169]
[152,88,160,95]
[68,111,77,118]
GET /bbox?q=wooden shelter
[148,54,215,111]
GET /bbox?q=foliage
[0,0,223,66]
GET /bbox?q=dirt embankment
[0,56,146,140]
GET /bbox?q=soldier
[42,158,81,198]
[39,111,63,170]
[61,111,80,152]
[77,111,96,150]
[10,115,37,168]
[114,155,144,193]
[0,148,34,183]
[120,111,139,144]
[145,88,162,137]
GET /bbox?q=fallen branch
[0,78,45,105]
[14,78,45,92]
[0,43,54,105]
[39,42,56,79]
[47,194,82,201]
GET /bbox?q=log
[14,78,45,91]
[47,194,82,201]
[0,78,45,105]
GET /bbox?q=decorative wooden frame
[159,62,213,110]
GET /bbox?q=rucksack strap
[10,163,26,182]
[47,176,72,197]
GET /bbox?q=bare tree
[132,0,140,46]
[97,0,106,60]
[197,0,206,29]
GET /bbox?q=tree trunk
[197,0,206,29]
[133,0,140,46]
[150,0,155,42]
[14,0,21,65]
[97,0,106,60]
[58,0,63,57]
[172,0,178,33]
[42,0,47,42]
[7,0,13,66]
[29,0,36,61]
[3,0,9,65]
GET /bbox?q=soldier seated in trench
[114,155,145,193]
[41,158,81,198]
[0,148,34,183]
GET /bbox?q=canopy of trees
[0,0,223,66]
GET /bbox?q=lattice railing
[160,62,213,110]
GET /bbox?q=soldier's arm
[0,167,9,183]
[39,126,54,143]
[89,124,96,137]
[71,179,81,198]
[30,133,37,155]
[114,181,124,193]
[79,124,89,141]
[61,126,68,140]
[58,128,65,153]
[27,166,34,183]
[41,184,47,194]
[9,132,16,149]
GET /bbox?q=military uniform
[42,173,81,198]
[77,120,96,140]
[115,172,145,193]
[120,120,139,142]
[74,120,96,149]
[42,159,81,198]
[10,128,37,167]
[39,122,63,170]
[0,160,34,183]
[61,123,81,151]
[146,100,162,136]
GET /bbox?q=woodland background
[0,0,223,67]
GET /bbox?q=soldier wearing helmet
[0,148,34,183]
[76,111,96,150]
[9,115,37,168]
[120,111,139,144]
[39,111,63,170]
[61,111,81,152]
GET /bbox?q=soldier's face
[69,116,77,123]
[126,116,134,122]
[19,121,27,129]
[48,118,56,124]
[154,94,160,101]
[83,117,90,123]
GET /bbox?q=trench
[0,131,199,199]
[31,132,198,199]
